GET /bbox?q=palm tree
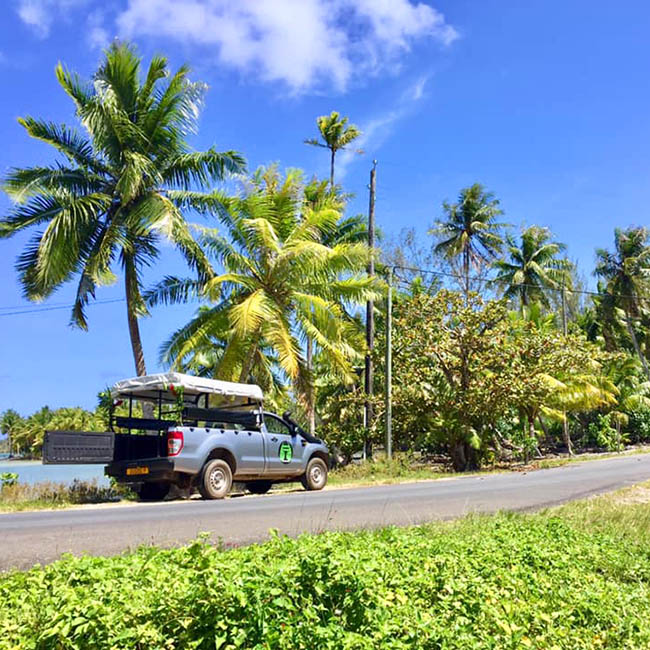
[595,227,650,378]
[1,410,24,457]
[301,176,369,433]
[305,111,362,188]
[430,184,507,299]
[1,43,245,376]
[159,305,286,405]
[147,167,380,414]
[493,226,571,309]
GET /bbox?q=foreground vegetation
[2,486,650,649]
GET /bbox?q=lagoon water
[0,460,108,486]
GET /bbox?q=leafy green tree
[493,226,571,309]
[305,111,362,188]
[388,290,516,470]
[148,167,380,414]
[430,184,507,299]
[506,314,615,458]
[595,227,650,379]
[1,42,245,376]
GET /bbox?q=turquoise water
[0,460,109,486]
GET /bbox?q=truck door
[263,414,304,476]
[235,426,266,475]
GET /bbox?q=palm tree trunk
[238,344,257,384]
[330,149,335,189]
[625,312,650,380]
[124,259,147,377]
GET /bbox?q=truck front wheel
[301,457,328,491]
[199,459,233,500]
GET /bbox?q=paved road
[2,454,650,571]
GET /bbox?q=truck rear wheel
[138,482,170,502]
[199,459,233,500]
[245,480,272,495]
[301,457,328,491]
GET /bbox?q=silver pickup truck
[43,373,330,501]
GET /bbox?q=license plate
[126,466,149,476]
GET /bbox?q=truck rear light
[167,430,184,456]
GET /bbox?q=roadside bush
[628,408,650,443]
[2,512,650,649]
[0,479,120,509]
[0,472,18,488]
[330,452,444,484]
[321,420,368,465]
[583,414,625,451]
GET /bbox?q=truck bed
[43,431,167,464]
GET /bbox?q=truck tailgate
[43,431,115,464]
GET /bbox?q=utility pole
[364,161,377,459]
[385,266,393,460]
[561,280,568,336]
[561,279,572,455]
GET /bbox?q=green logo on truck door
[279,441,293,463]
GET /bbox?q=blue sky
[1,0,650,414]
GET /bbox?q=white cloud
[16,0,89,37]
[116,0,457,93]
[86,9,110,49]
[338,76,429,178]
[402,76,428,102]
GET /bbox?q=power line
[0,298,125,317]
[0,299,76,312]
[388,263,649,301]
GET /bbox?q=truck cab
[43,373,329,501]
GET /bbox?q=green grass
[328,453,452,486]
[533,445,650,470]
[2,486,650,649]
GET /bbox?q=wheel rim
[310,464,324,486]
[209,468,226,492]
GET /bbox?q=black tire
[199,459,233,500]
[138,482,171,502]
[245,480,273,495]
[301,457,328,491]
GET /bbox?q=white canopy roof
[111,372,263,403]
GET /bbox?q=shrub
[0,479,120,508]
[0,472,18,488]
[2,513,650,649]
[628,408,650,444]
[584,414,625,451]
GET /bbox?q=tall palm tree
[305,111,362,188]
[147,167,380,413]
[595,227,650,378]
[1,43,245,376]
[492,226,571,309]
[430,184,507,299]
[301,176,369,433]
